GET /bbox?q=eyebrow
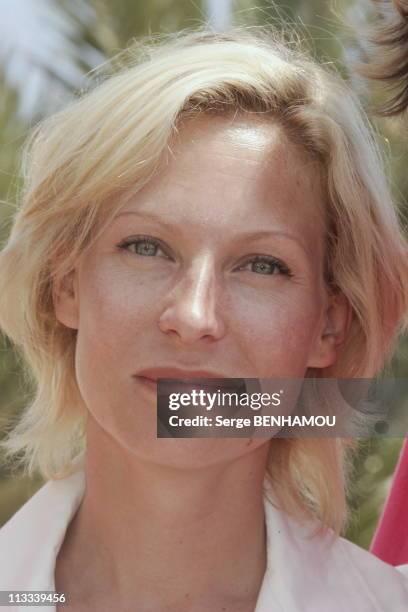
[113,210,312,257]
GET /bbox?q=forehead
[111,115,326,247]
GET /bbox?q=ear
[52,266,79,330]
[307,291,352,369]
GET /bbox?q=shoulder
[261,493,408,611]
[0,469,85,591]
[397,564,408,578]
[321,533,408,611]
[334,536,408,611]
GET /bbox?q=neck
[56,416,270,611]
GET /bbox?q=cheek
[229,285,323,375]
[74,262,162,398]
[73,262,163,448]
[77,262,160,351]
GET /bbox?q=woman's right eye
[117,236,170,259]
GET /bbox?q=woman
[0,28,408,611]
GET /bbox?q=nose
[158,256,227,345]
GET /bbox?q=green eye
[239,256,293,277]
[118,235,169,258]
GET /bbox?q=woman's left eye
[238,256,293,277]
[117,236,169,258]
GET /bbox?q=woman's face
[54,115,347,469]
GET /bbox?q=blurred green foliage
[0,0,407,551]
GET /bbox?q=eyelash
[117,236,293,277]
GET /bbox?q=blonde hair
[0,28,407,535]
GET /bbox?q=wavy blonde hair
[0,28,407,536]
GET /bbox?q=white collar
[1,468,408,611]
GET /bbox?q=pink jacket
[371,439,408,565]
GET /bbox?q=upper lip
[136,367,232,381]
